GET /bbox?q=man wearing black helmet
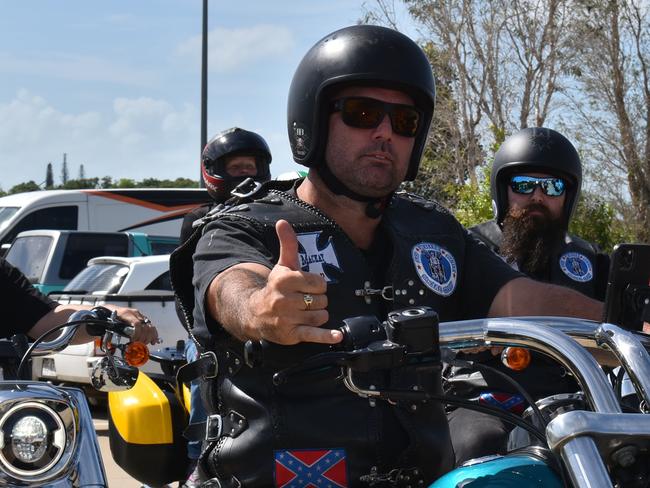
[183,26,603,486]
[447,128,610,465]
[175,127,272,488]
[180,127,272,244]
[471,127,609,299]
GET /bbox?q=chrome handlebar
[438,317,650,488]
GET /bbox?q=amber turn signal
[124,342,149,367]
[501,347,531,371]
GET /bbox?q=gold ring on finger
[303,293,314,311]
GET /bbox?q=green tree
[171,177,200,188]
[451,167,493,227]
[139,178,162,188]
[9,181,41,194]
[100,176,114,188]
[570,194,635,253]
[115,178,137,188]
[61,154,69,185]
[61,178,100,190]
[45,162,54,189]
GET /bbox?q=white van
[0,188,210,251]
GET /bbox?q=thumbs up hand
[275,218,302,271]
[248,220,342,346]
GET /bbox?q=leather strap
[183,411,248,442]
[177,351,218,385]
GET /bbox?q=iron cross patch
[296,231,342,283]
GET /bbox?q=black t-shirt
[192,199,522,338]
[1,258,57,338]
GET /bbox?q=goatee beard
[500,204,566,277]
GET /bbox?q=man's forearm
[207,266,268,341]
[490,277,603,320]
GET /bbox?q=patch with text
[412,242,458,296]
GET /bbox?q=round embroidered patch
[559,252,594,282]
[412,242,458,296]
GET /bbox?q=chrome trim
[31,309,101,356]
[435,317,650,488]
[30,325,78,356]
[0,382,106,487]
[0,401,68,478]
[439,317,621,413]
[547,410,650,456]
[595,323,650,407]
[560,436,613,488]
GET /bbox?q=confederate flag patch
[274,449,348,487]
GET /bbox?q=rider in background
[183,25,603,486]
[471,127,609,299]
[179,127,272,244]
[449,128,610,465]
[177,127,271,488]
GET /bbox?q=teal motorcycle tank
[429,453,562,487]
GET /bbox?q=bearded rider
[471,127,609,299]
[173,26,603,486]
[448,128,610,465]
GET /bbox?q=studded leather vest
[194,190,473,486]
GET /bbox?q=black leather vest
[470,219,608,300]
[198,190,467,486]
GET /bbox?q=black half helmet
[202,127,272,201]
[491,127,582,225]
[287,24,436,181]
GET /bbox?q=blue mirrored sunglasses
[510,175,566,197]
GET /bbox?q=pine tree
[61,153,69,185]
[45,162,54,189]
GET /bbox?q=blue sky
[0,1,415,190]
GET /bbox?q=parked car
[0,188,209,254]
[32,254,186,386]
[4,229,179,295]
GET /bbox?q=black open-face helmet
[287,24,435,182]
[491,127,582,225]
[201,127,272,202]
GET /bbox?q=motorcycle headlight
[0,402,67,478]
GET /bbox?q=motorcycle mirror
[90,356,139,392]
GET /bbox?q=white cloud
[0,90,199,189]
[175,24,295,73]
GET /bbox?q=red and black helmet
[201,127,272,202]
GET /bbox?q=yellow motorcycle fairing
[108,372,189,486]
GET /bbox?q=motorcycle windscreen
[108,372,189,486]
